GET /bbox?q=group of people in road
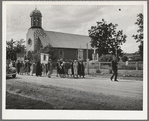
[56,59,85,78]
[12,58,85,79]
[12,56,118,81]
[12,59,52,77]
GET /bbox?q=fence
[85,61,143,71]
[51,61,143,75]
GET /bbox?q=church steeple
[30,8,42,29]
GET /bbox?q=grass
[6,91,54,109]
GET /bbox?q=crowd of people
[56,59,85,78]
[11,58,85,78]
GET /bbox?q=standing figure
[73,60,78,78]
[20,61,24,75]
[68,60,72,77]
[36,60,42,76]
[30,62,34,76]
[70,60,74,77]
[65,60,69,77]
[56,59,60,77]
[47,59,53,78]
[17,60,21,74]
[26,61,30,75]
[59,59,64,78]
[80,60,85,78]
[42,63,46,76]
[110,56,118,81]
[32,61,36,75]
[78,60,81,78]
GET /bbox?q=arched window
[28,38,32,46]
[33,18,36,26]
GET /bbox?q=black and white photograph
[2,1,147,120]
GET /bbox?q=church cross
[92,46,97,54]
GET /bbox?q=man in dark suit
[110,56,118,81]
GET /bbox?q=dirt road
[6,74,143,110]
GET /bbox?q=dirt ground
[6,74,143,110]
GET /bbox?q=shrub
[122,56,128,62]
[99,55,113,62]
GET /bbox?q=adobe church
[26,8,92,61]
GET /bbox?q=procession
[11,59,85,78]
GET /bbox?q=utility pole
[86,43,89,75]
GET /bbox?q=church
[26,8,93,61]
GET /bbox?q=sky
[5,2,143,53]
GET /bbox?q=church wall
[63,48,78,61]
[53,48,92,61]
[26,29,35,52]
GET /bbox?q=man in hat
[110,56,118,81]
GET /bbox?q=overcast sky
[5,3,143,53]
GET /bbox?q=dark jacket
[111,60,118,70]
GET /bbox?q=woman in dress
[67,60,71,78]
[20,61,24,75]
[73,60,78,78]
[47,59,53,78]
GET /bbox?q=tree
[6,39,25,61]
[88,19,127,58]
[132,13,143,60]
[122,56,128,62]
[41,44,57,61]
[32,44,56,62]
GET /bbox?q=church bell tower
[26,8,44,56]
[30,8,42,29]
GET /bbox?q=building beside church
[26,8,92,61]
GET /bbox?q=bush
[122,56,128,62]
[118,64,136,70]
[99,55,113,62]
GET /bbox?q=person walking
[17,60,21,74]
[56,59,60,77]
[110,56,118,81]
[30,62,34,76]
[70,60,74,77]
[73,60,78,78]
[79,60,85,78]
[47,59,53,78]
[32,61,36,75]
[68,60,72,78]
[36,60,42,76]
[20,61,24,75]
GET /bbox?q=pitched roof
[39,31,92,49]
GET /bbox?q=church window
[28,38,32,46]
[59,49,64,59]
[33,18,36,26]
[37,18,40,26]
